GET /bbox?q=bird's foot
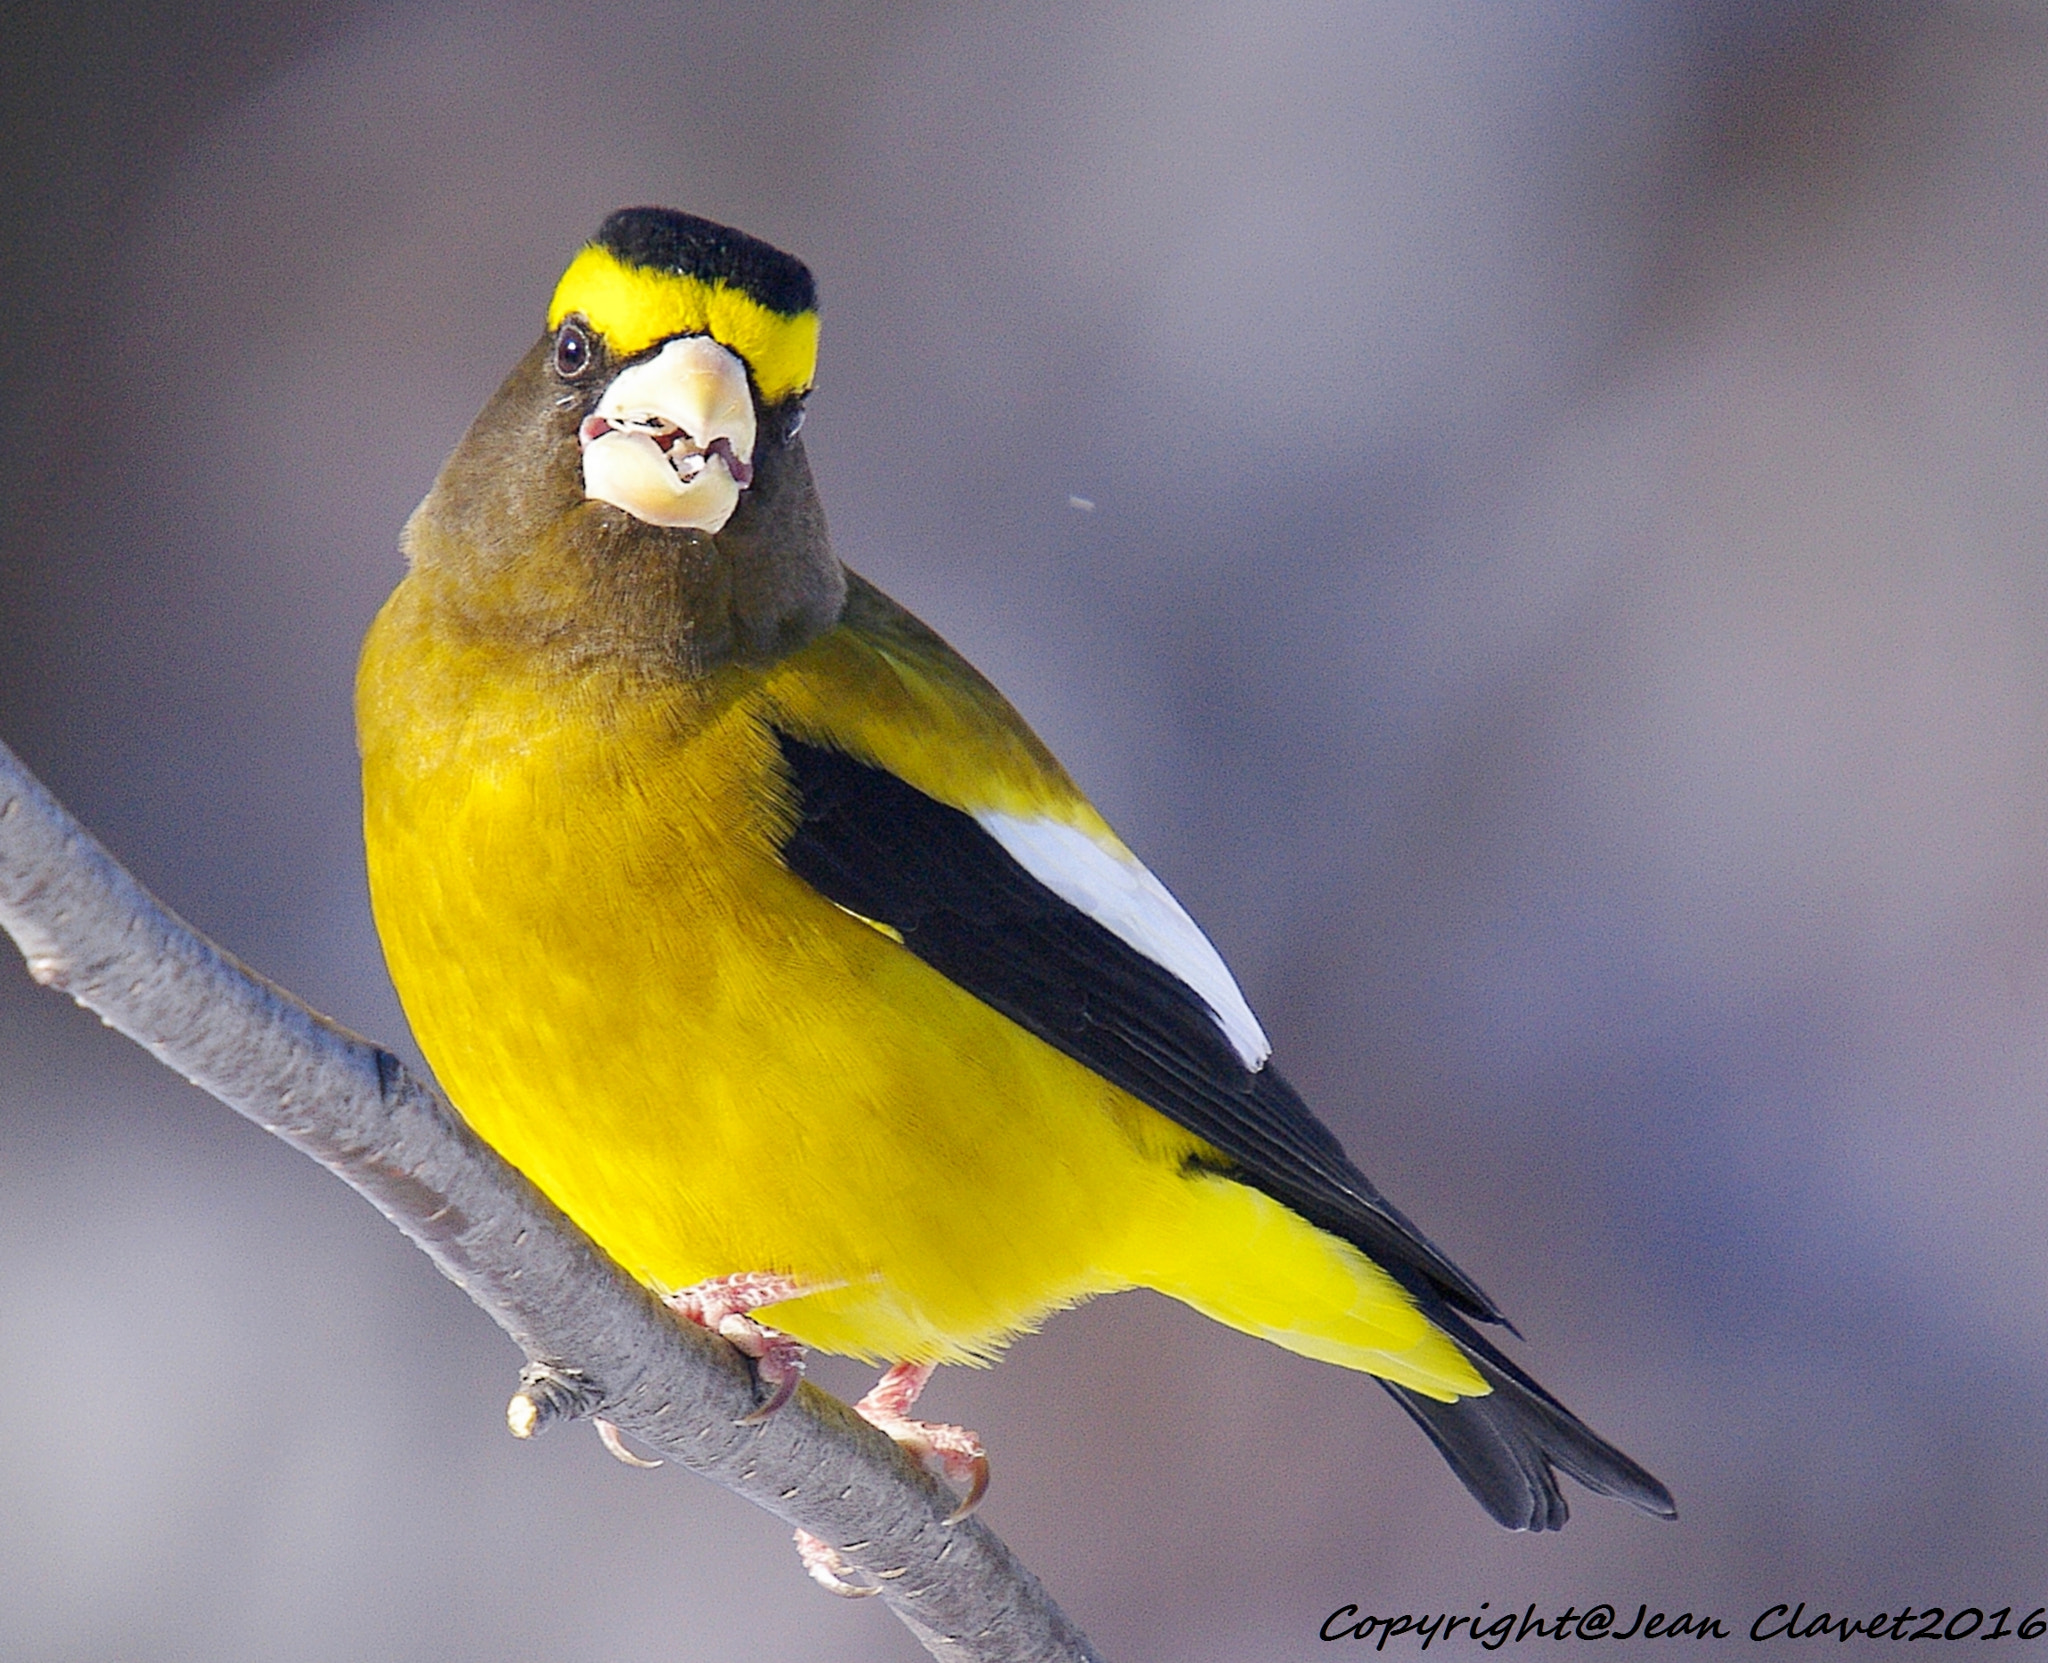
[854,1361,990,1520]
[665,1272,810,1423]
[792,1529,883,1598]
[782,1362,987,1593]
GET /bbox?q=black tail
[1381,1308,1677,1532]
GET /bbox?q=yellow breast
[356,587,1204,1365]
[358,577,1482,1399]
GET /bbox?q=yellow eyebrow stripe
[547,243,820,403]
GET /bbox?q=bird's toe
[793,1529,882,1597]
[664,1272,812,1423]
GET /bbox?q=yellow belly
[358,601,1483,1395]
[363,649,1169,1361]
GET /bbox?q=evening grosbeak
[357,208,1675,1544]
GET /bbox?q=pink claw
[793,1528,882,1598]
[592,1417,663,1468]
[852,1361,991,1520]
[735,1328,805,1425]
[665,1273,811,1424]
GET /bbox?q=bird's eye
[553,320,593,380]
[786,405,806,438]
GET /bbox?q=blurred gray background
[6,1,2048,1657]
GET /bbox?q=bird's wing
[759,576,1504,1326]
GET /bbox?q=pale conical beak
[578,335,759,532]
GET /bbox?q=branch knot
[507,1361,606,1439]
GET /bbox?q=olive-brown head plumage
[400,208,844,676]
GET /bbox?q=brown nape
[399,335,846,679]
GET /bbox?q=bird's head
[407,208,842,672]
[547,208,818,535]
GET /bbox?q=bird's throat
[398,338,845,681]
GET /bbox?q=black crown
[594,208,816,318]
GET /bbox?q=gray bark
[0,737,1103,1663]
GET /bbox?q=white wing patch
[975,812,1271,1071]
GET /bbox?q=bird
[356,206,1676,1550]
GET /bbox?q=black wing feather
[773,731,1499,1323]
[772,730,1675,1528]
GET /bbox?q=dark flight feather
[770,728,1676,1527]
[771,730,1497,1321]
[1380,1304,1676,1529]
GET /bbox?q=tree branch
[0,736,1104,1663]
